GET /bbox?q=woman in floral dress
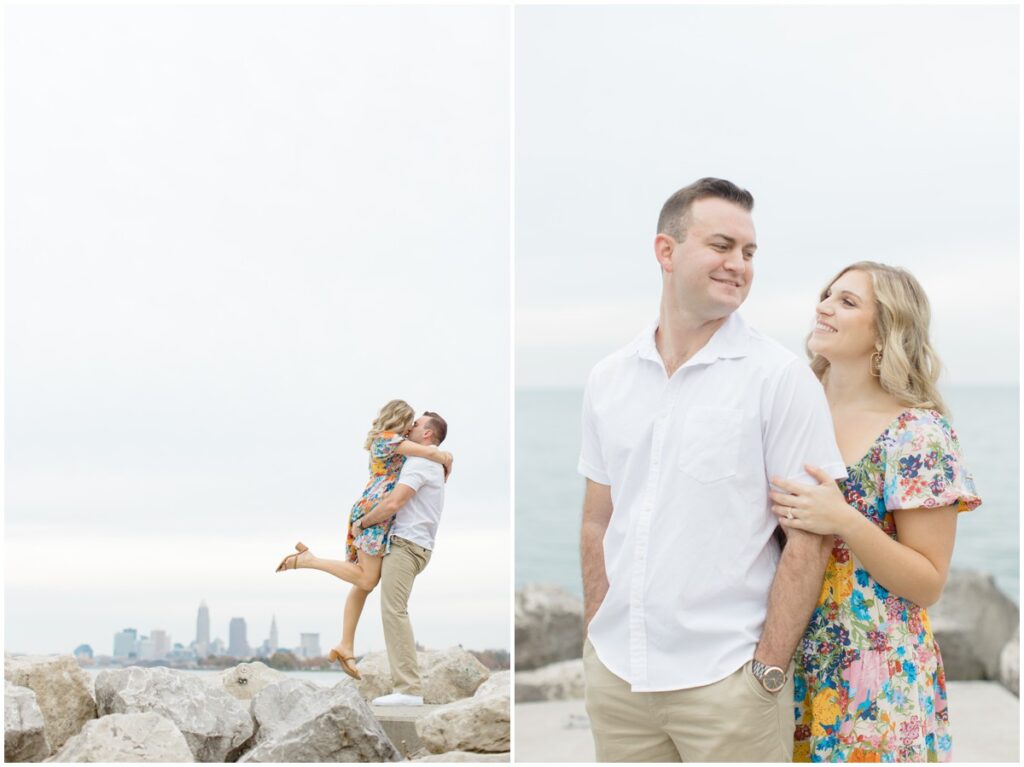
[275,399,452,677]
[768,262,980,762]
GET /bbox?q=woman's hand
[440,452,453,480]
[769,465,859,537]
[351,518,363,536]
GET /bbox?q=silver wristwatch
[750,659,786,693]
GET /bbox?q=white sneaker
[372,692,424,706]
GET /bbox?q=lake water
[516,385,1019,603]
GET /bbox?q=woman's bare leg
[291,547,384,592]
[335,585,371,659]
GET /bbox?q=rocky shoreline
[515,569,1020,703]
[5,648,510,763]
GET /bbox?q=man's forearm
[581,521,609,631]
[360,499,398,528]
[754,529,831,667]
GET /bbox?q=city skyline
[95,602,314,661]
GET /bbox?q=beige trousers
[381,536,432,695]
[583,639,794,763]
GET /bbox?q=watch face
[763,668,786,693]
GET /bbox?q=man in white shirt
[579,178,846,762]
[352,411,448,707]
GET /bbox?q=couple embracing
[277,402,450,706]
[579,178,981,762]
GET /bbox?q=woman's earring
[870,348,883,377]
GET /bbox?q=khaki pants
[583,640,794,762]
[381,536,432,695]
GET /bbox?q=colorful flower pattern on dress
[794,409,980,763]
[346,431,406,562]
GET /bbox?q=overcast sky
[6,5,510,656]
[516,5,1019,389]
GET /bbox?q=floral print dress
[346,431,406,562]
[794,409,981,763]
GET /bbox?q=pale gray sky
[516,5,1019,388]
[6,5,510,655]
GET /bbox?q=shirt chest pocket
[678,408,743,483]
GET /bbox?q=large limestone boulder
[47,712,193,762]
[4,655,96,754]
[474,670,509,699]
[95,667,252,762]
[207,662,286,702]
[930,570,1019,680]
[356,647,490,704]
[515,658,585,702]
[999,627,1019,697]
[237,677,400,762]
[515,584,583,671]
[5,681,50,762]
[415,684,509,754]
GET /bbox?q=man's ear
[654,234,675,274]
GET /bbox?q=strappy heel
[275,542,309,572]
[328,646,362,679]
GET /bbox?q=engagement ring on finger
[787,510,793,520]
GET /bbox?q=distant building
[137,635,156,660]
[151,630,171,659]
[73,644,93,660]
[210,637,226,656]
[269,615,279,653]
[228,618,250,658]
[113,628,138,659]
[299,633,321,659]
[196,601,210,658]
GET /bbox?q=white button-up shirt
[392,457,445,551]
[579,312,845,692]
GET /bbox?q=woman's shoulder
[889,407,953,441]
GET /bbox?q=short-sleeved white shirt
[392,456,445,551]
[579,312,845,692]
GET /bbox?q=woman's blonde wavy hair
[807,261,947,415]
[363,399,415,450]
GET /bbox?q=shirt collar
[632,311,751,366]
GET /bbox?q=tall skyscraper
[269,615,278,653]
[113,628,138,658]
[151,630,171,659]
[196,601,210,657]
[228,618,250,658]
[299,633,321,659]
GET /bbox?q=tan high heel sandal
[328,647,362,680]
[275,542,309,572]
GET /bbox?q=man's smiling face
[666,197,757,319]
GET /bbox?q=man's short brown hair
[656,178,754,242]
[423,411,447,445]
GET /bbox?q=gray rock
[412,751,510,762]
[355,647,490,704]
[415,687,510,754]
[515,659,585,702]
[5,681,50,762]
[515,585,583,671]
[238,677,400,762]
[999,627,1019,697]
[4,655,96,754]
[474,670,509,699]
[207,662,286,702]
[95,667,252,762]
[930,570,1019,680]
[46,712,193,762]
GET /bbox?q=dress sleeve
[883,411,981,513]
[371,431,406,460]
